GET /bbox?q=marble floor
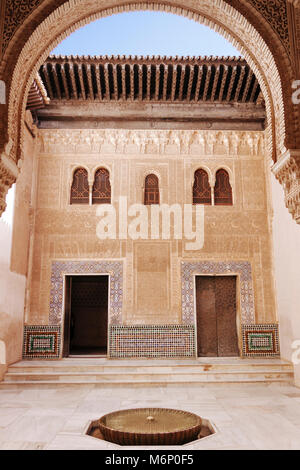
[1,381,300,450]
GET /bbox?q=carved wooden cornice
[38,55,262,105]
[27,75,49,111]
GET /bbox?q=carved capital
[272,150,300,223]
[0,140,19,215]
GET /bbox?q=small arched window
[193,169,212,205]
[144,174,160,205]
[214,169,233,206]
[92,168,111,204]
[70,168,89,204]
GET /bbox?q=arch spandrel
[0,0,299,221]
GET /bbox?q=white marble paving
[0,382,300,449]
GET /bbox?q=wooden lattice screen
[70,168,89,204]
[214,169,233,205]
[92,168,111,204]
[193,169,212,205]
[144,174,160,205]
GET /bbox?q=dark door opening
[63,275,109,356]
[196,275,239,357]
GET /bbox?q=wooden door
[196,276,239,357]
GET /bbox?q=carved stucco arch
[213,165,234,187]
[141,169,162,185]
[91,165,112,181]
[213,166,235,205]
[0,0,291,214]
[92,165,113,203]
[68,164,90,192]
[191,166,214,188]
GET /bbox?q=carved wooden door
[196,276,239,357]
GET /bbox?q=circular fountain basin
[94,408,202,446]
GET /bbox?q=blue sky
[52,11,240,57]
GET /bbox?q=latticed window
[70,168,89,204]
[92,168,111,204]
[144,174,160,205]
[193,169,212,205]
[214,169,233,205]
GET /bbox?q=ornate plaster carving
[248,0,289,52]
[272,150,300,223]
[0,139,19,213]
[2,0,43,54]
[39,129,265,157]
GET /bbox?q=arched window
[214,169,233,205]
[92,168,111,204]
[70,167,89,204]
[144,174,160,205]
[193,169,212,205]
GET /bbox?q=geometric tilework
[181,261,255,325]
[23,325,61,359]
[22,323,280,359]
[242,324,280,357]
[109,325,195,358]
[49,260,123,325]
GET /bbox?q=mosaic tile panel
[109,325,195,358]
[49,260,123,325]
[23,325,61,359]
[242,324,280,357]
[181,261,255,325]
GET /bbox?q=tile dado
[22,324,280,359]
[181,261,255,325]
[109,325,196,358]
[242,324,280,357]
[23,326,61,359]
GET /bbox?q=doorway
[195,275,239,357]
[63,275,109,356]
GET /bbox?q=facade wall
[0,113,37,368]
[271,174,300,385]
[23,128,278,357]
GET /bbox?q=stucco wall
[0,218,26,366]
[0,115,36,367]
[26,128,277,328]
[271,173,300,386]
